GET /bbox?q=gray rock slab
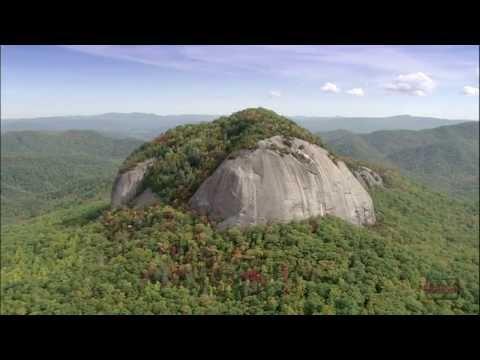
[111,158,155,208]
[190,136,376,229]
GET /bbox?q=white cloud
[463,86,479,96]
[346,88,365,96]
[413,90,426,96]
[321,82,341,93]
[269,90,282,97]
[385,72,436,96]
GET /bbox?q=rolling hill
[1,130,143,224]
[320,122,479,201]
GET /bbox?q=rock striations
[190,136,377,229]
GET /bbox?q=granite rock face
[189,136,376,230]
[353,166,384,189]
[111,158,156,208]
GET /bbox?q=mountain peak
[111,108,381,229]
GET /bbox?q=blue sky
[1,45,478,119]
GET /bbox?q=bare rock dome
[189,136,377,230]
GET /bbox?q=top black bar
[1,4,479,44]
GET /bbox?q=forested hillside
[1,109,478,315]
[121,108,322,206]
[1,130,143,224]
[1,170,478,314]
[320,122,479,201]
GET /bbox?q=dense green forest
[320,122,479,201]
[1,170,478,314]
[1,130,143,224]
[1,109,478,314]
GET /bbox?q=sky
[1,45,479,120]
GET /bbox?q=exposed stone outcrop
[111,158,155,208]
[131,187,161,209]
[189,136,376,230]
[353,166,383,189]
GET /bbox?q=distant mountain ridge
[2,113,472,139]
[320,121,479,201]
[295,115,473,133]
[1,113,219,140]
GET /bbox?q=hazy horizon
[2,111,477,122]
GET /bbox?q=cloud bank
[385,72,436,96]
